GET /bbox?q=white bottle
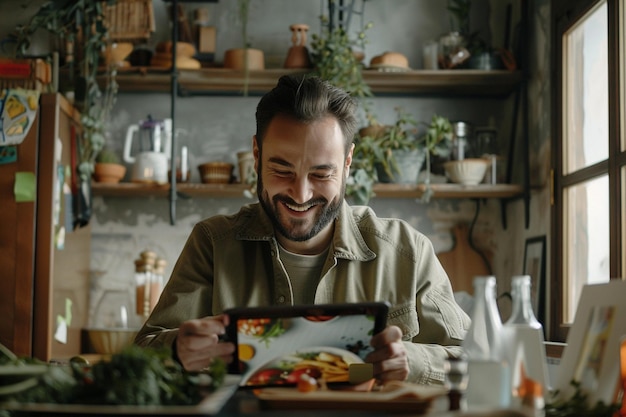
[502,275,550,408]
[463,276,511,409]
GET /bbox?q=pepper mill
[284,24,312,69]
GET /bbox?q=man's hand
[175,315,236,371]
[366,325,409,382]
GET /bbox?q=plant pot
[376,149,425,184]
[223,48,265,70]
[94,162,126,183]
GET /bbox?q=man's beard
[257,161,345,242]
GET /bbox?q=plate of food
[225,302,389,388]
[243,346,363,387]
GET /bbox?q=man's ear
[252,136,259,172]
[345,143,355,172]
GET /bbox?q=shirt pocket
[386,301,419,340]
[425,288,467,341]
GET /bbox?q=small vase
[284,24,312,69]
[223,48,265,70]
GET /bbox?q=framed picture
[553,280,626,406]
[523,235,546,325]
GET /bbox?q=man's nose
[290,176,313,203]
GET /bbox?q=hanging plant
[418,115,453,202]
[15,0,118,181]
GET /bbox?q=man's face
[253,114,352,253]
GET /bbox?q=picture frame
[553,280,626,406]
[523,235,546,325]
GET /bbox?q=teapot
[123,116,172,184]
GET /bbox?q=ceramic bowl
[86,328,139,354]
[443,158,489,185]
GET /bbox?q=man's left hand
[366,325,409,382]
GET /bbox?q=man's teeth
[285,202,314,212]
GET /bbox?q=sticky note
[14,171,36,202]
[53,298,73,344]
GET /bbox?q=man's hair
[255,75,358,155]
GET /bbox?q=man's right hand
[175,314,236,371]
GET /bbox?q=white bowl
[86,328,139,354]
[443,158,489,185]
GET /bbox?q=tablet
[224,302,389,388]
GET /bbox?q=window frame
[550,0,624,342]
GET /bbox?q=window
[551,0,625,342]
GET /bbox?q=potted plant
[372,108,424,184]
[346,108,426,205]
[94,147,126,184]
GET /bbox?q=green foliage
[15,0,119,181]
[0,344,227,407]
[310,18,373,102]
[544,380,620,417]
[447,0,471,35]
[347,111,453,205]
[417,114,453,202]
[95,147,121,164]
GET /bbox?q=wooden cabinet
[0,94,91,360]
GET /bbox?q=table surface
[6,389,537,417]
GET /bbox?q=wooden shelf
[111,68,523,97]
[92,182,523,199]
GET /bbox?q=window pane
[563,1,608,174]
[563,175,610,323]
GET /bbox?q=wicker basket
[103,0,155,41]
[198,162,234,184]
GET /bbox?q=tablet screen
[224,302,389,388]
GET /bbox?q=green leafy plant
[310,21,372,102]
[347,108,423,205]
[95,146,121,164]
[418,114,453,202]
[15,0,119,181]
[544,380,620,417]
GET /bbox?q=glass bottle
[503,275,549,408]
[505,275,541,328]
[462,275,502,360]
[462,276,511,408]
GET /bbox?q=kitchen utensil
[436,223,490,295]
[123,116,172,184]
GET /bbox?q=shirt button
[277,295,286,303]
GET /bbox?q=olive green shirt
[135,201,471,385]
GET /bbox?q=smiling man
[135,75,471,385]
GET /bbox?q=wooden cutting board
[436,223,490,294]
